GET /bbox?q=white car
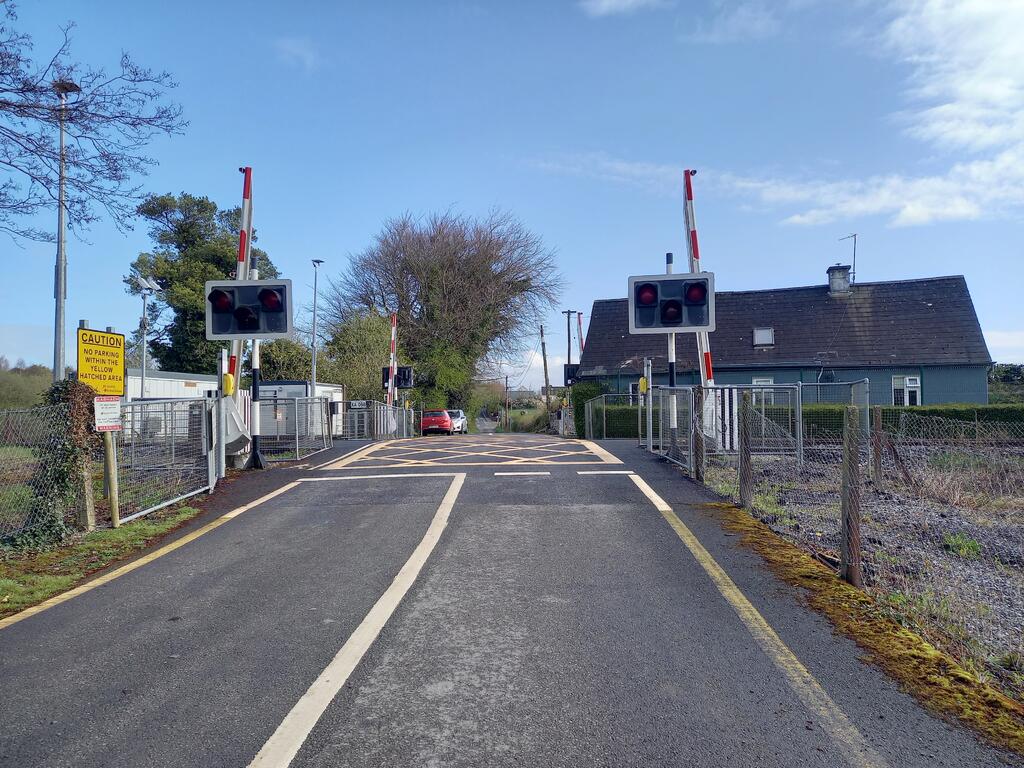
[446,410,468,434]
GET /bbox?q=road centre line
[248,473,467,768]
[0,481,303,632]
[493,471,551,476]
[577,470,635,475]
[628,473,886,768]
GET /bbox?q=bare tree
[0,2,185,240]
[325,210,562,401]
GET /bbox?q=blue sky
[2,0,1022,389]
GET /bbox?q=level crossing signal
[204,279,294,340]
[382,365,415,390]
[627,272,715,334]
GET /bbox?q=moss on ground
[0,505,203,618]
[701,501,1024,756]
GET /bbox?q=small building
[578,265,991,405]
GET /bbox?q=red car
[421,409,454,435]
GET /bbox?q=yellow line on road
[628,474,886,768]
[0,481,303,632]
[579,440,624,464]
[248,473,467,768]
[320,441,388,469]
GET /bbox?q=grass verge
[704,501,1024,756]
[0,504,204,620]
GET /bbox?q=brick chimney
[827,264,852,296]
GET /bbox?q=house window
[893,375,921,406]
[753,327,775,346]
[752,376,774,405]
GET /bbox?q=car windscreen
[446,411,460,417]
[424,411,447,417]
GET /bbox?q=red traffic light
[258,288,283,311]
[636,283,658,306]
[660,299,682,325]
[684,281,708,305]
[209,289,233,313]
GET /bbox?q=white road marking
[298,473,460,481]
[494,471,551,476]
[577,470,635,475]
[248,473,467,768]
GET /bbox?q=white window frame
[892,375,921,406]
[753,327,775,347]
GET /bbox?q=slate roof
[578,276,991,376]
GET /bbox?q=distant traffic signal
[627,272,715,334]
[204,279,294,340]
[382,366,415,390]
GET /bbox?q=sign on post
[77,329,126,396]
[93,395,122,432]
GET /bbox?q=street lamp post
[133,276,161,399]
[311,259,325,395]
[52,79,80,382]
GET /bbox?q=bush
[571,382,602,437]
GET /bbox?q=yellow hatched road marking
[335,436,621,468]
[628,474,886,768]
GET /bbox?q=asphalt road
[0,435,1014,767]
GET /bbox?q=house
[577,265,991,405]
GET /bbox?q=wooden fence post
[841,405,863,587]
[871,405,883,484]
[739,392,753,509]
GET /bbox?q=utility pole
[840,233,858,284]
[540,324,551,411]
[311,259,325,394]
[561,309,576,367]
[52,79,80,382]
[133,276,160,399]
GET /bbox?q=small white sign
[349,400,368,409]
[94,395,122,432]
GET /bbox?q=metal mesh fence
[114,399,214,524]
[864,412,1024,696]
[653,387,692,468]
[259,397,332,461]
[0,404,73,540]
[584,394,640,440]
[337,401,417,440]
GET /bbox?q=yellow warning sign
[76,328,126,396]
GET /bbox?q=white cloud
[686,2,781,43]
[547,1,1024,227]
[578,0,666,18]
[985,330,1024,364]
[274,37,321,72]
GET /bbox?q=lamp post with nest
[52,78,81,382]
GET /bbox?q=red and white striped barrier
[683,169,715,387]
[228,167,254,386]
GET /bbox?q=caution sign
[77,328,126,396]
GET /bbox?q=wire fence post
[103,431,120,528]
[841,405,862,587]
[692,387,705,482]
[78,453,96,532]
[739,391,753,509]
[871,405,883,484]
